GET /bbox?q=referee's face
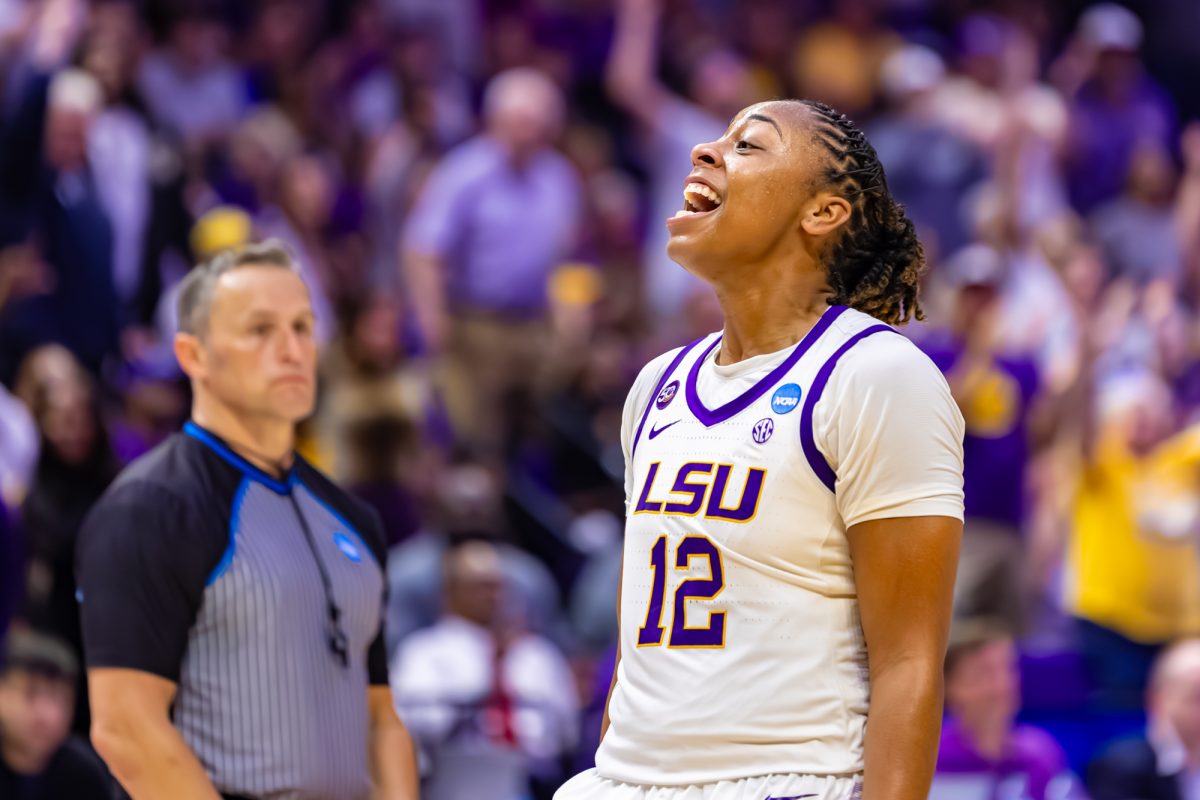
[196,266,318,423]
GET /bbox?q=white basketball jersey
[595,305,965,786]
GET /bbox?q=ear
[800,193,853,238]
[173,332,205,381]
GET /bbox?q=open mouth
[674,181,723,218]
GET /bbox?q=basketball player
[556,100,965,800]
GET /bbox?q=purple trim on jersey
[684,306,848,428]
[631,337,705,460]
[799,324,896,493]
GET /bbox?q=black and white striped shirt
[77,422,388,800]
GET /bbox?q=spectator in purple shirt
[403,67,582,456]
[935,619,1082,800]
[923,246,1045,632]
[1061,4,1176,213]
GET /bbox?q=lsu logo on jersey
[771,383,802,414]
[634,462,766,523]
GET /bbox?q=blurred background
[1,0,1199,797]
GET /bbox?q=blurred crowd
[1,0,1200,797]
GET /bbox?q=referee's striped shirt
[77,422,389,800]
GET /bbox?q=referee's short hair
[177,238,300,336]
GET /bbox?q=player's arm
[605,0,674,129]
[89,669,221,799]
[819,335,966,800]
[848,515,961,800]
[76,482,220,799]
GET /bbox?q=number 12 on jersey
[637,535,726,648]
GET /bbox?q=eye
[294,319,313,335]
[735,139,755,151]
[252,324,271,336]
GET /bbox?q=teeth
[673,209,698,217]
[683,182,722,207]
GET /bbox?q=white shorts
[555,769,862,800]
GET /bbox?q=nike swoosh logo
[764,795,817,800]
[648,420,680,439]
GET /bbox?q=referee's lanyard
[287,493,350,669]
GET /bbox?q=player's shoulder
[825,307,943,386]
[632,343,690,390]
[629,335,714,406]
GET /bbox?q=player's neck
[713,270,833,365]
[190,402,296,477]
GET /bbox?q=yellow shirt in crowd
[1067,425,1200,643]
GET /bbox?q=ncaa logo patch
[333,532,362,563]
[771,383,802,415]
[752,417,775,444]
[656,380,680,410]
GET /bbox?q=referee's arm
[368,686,418,799]
[90,670,221,800]
[76,483,222,800]
[361,511,419,800]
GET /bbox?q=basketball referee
[75,242,418,800]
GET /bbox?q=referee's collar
[183,421,298,495]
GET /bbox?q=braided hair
[798,100,925,325]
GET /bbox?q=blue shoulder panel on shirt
[207,478,249,586]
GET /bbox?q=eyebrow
[244,308,315,321]
[746,113,783,141]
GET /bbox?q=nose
[278,329,305,365]
[690,140,724,169]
